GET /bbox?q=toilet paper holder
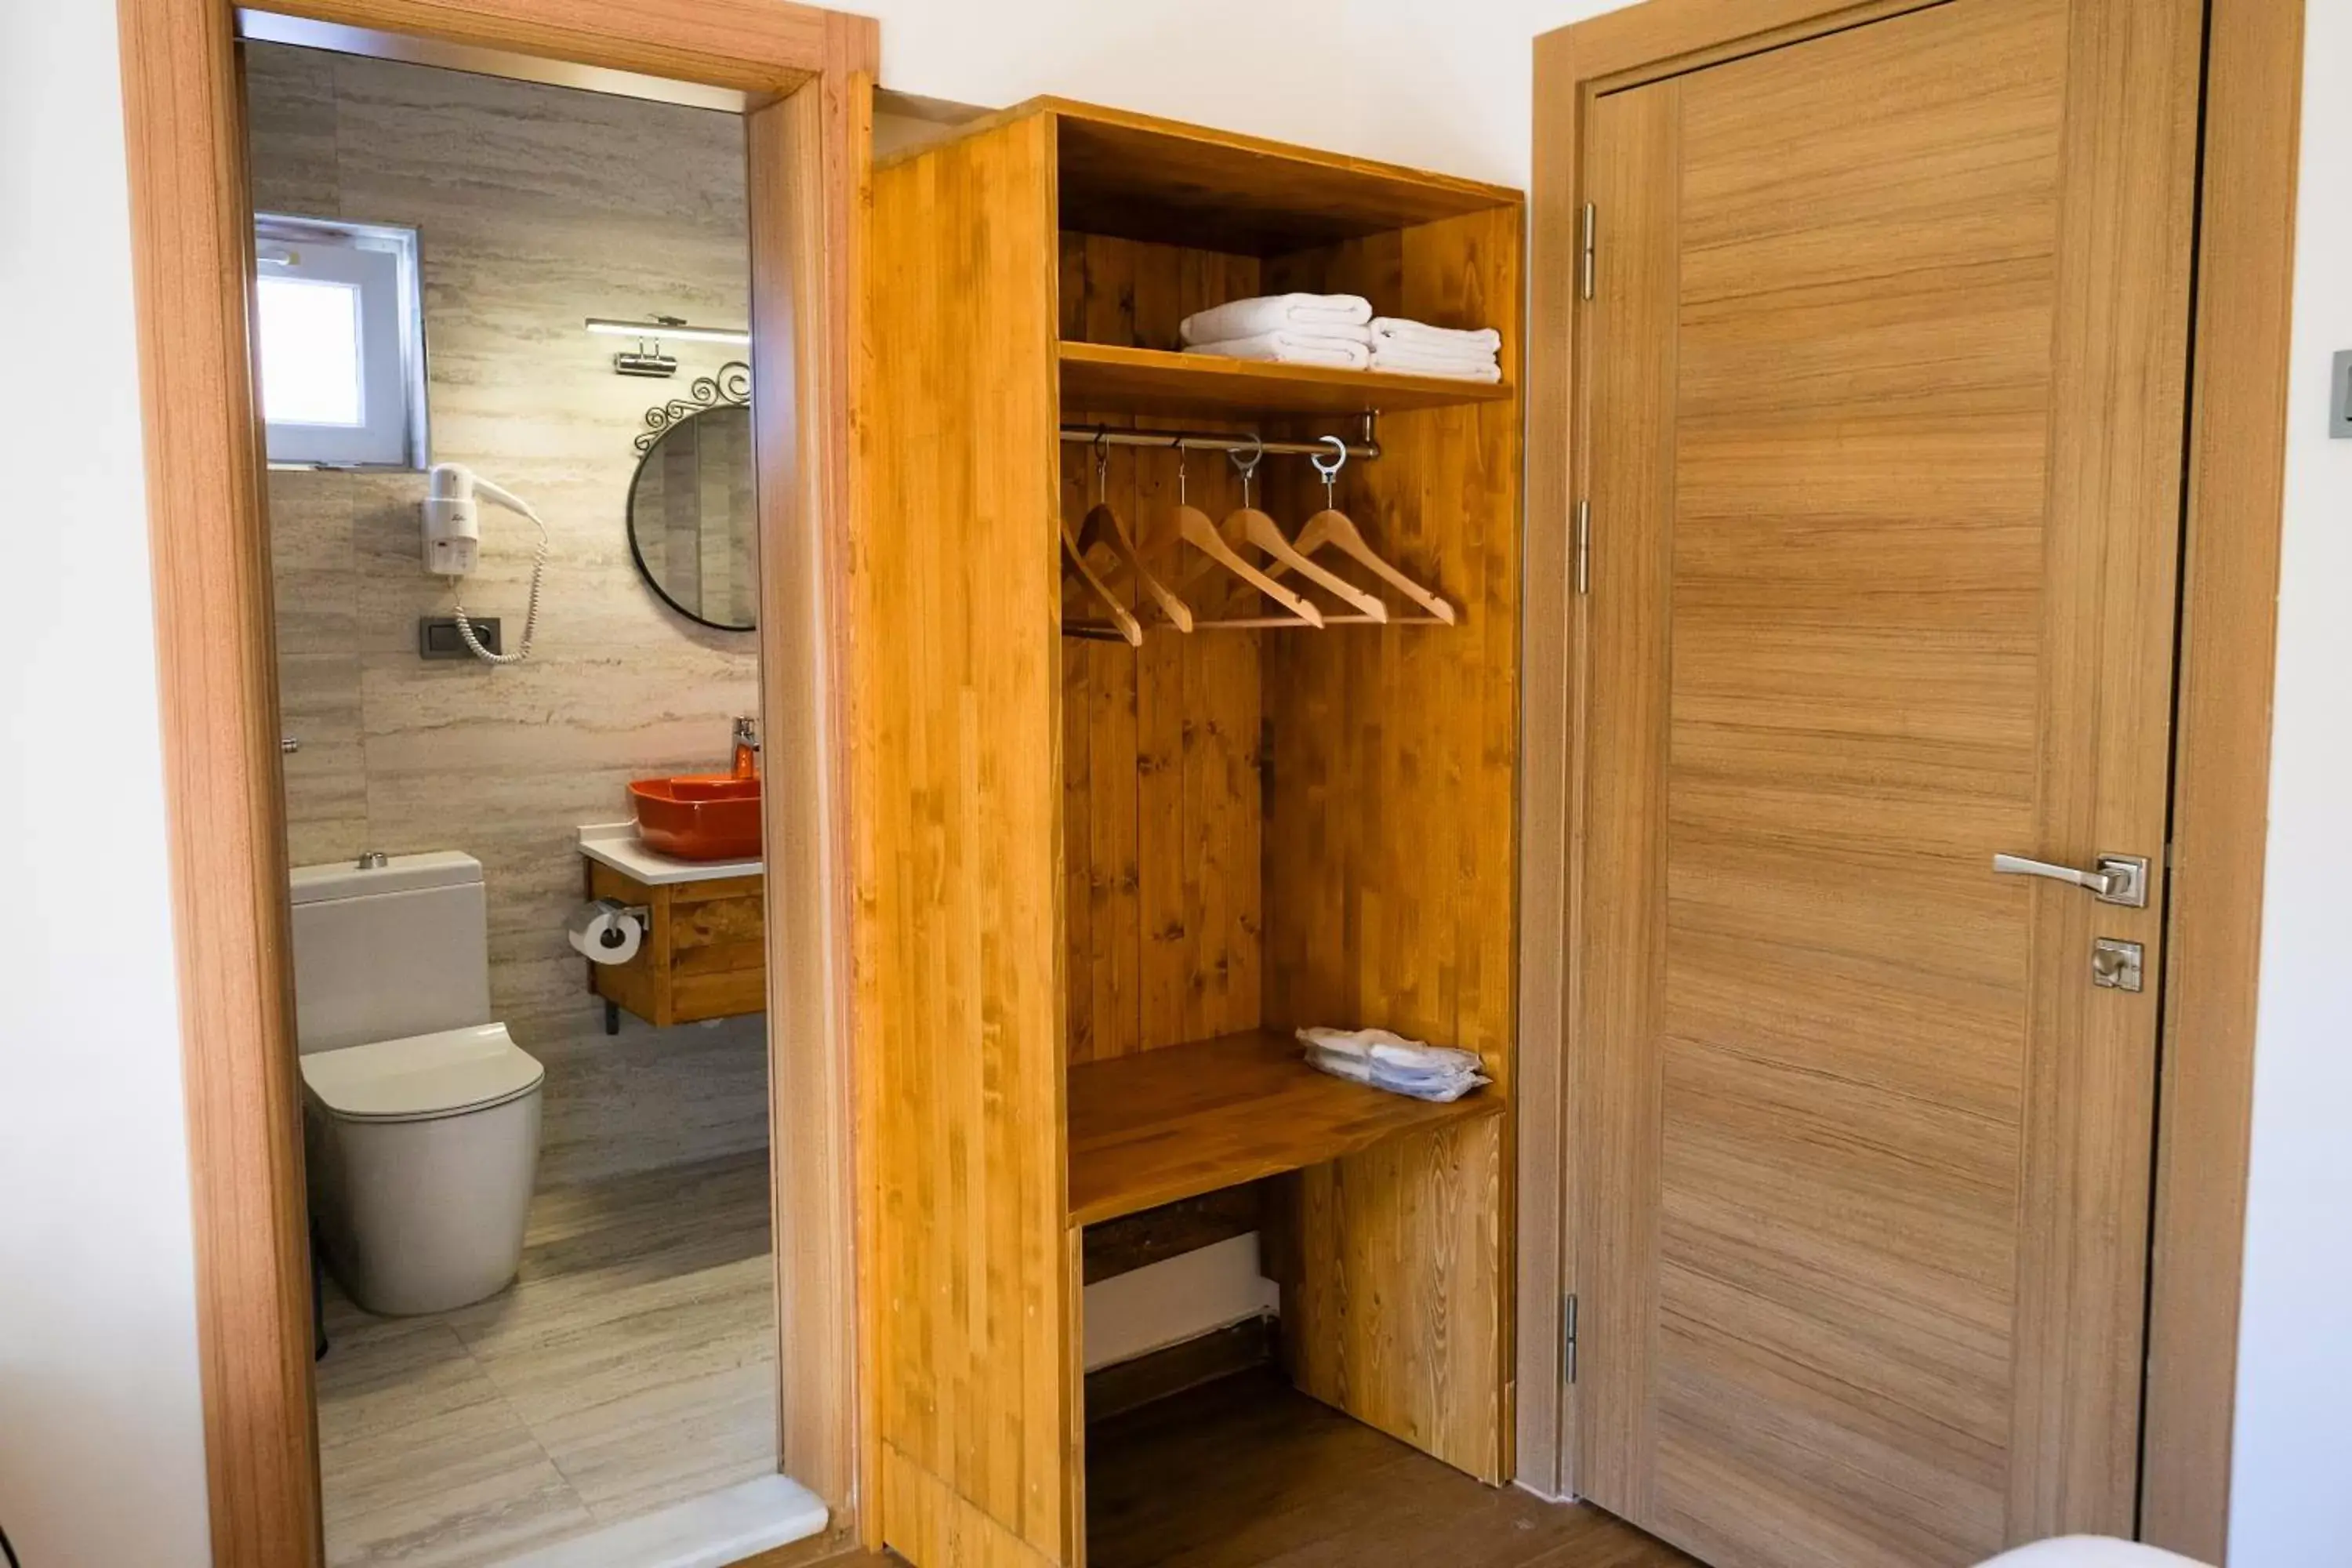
[568,898,650,954]
[593,901,648,943]
[569,898,652,1036]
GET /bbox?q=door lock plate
[2091,938,2144,993]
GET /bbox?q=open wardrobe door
[1569,1,2201,1563]
[858,111,1080,1567]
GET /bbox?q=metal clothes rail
[1057,415,1380,463]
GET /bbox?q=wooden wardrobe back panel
[1258,204,1523,1483]
[1059,232,1261,352]
[860,116,1076,1565]
[1059,233,1268,1063]
[1261,206,1523,1083]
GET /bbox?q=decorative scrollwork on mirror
[633,361,751,454]
[626,361,757,632]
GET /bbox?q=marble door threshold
[495,1473,827,1568]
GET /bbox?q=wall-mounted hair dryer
[420,463,548,664]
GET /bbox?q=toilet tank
[290,851,495,1054]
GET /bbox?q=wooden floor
[834,1370,1691,1568]
[314,1152,778,1567]
[1085,1372,1691,1568]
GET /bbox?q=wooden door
[1571,2,2201,1564]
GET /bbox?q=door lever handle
[1992,851,2150,909]
[1992,853,2114,894]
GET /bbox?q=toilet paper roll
[567,898,644,965]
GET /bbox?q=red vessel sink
[629,775,761,862]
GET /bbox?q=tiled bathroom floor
[314,1150,778,1568]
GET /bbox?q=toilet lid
[300,1023,543,1123]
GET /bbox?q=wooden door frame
[113,2,877,1563]
[1517,0,2302,1559]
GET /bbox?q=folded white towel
[1228,323,1373,347]
[1180,293,1373,347]
[1298,1026,1490,1103]
[1370,318,1503,355]
[1300,1025,1483,1076]
[1185,332,1373,370]
[1303,1046,1486,1102]
[1371,345,1499,370]
[1369,350,1503,383]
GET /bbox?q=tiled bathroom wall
[247,44,767,1185]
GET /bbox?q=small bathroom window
[254,214,427,468]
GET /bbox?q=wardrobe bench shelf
[1065,1028,1500,1226]
[1060,340,1512,419]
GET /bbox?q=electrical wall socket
[2332,350,2352,438]
[418,616,499,659]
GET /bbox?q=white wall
[865,0,1624,189]
[72,2,2352,1563]
[2227,4,2352,1562]
[0,3,217,1565]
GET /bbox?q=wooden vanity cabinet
[583,859,764,1028]
[856,98,1523,1568]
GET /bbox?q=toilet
[291,850,544,1316]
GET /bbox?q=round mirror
[626,379,757,632]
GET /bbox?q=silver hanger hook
[1312,434,1348,506]
[1229,433,1265,507]
[1176,443,1189,507]
[1093,432,1109,504]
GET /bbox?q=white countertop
[577,821,763,886]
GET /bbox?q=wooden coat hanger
[1076,438,1194,633]
[1062,518,1143,644]
[1216,440,1387,622]
[1267,436,1457,625]
[1060,443,1142,646]
[1173,442,1324,630]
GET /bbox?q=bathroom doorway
[113,4,869,1565]
[241,34,806,1564]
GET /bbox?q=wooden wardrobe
[854,98,1524,1567]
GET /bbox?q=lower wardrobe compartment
[857,98,1523,1566]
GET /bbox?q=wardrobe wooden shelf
[1066,1029,1498,1226]
[1059,339,1512,419]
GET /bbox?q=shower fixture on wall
[585,314,751,377]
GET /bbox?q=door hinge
[1563,1293,1579,1384]
[1579,202,1597,300]
[1573,499,1591,596]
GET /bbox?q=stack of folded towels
[1177,294,1502,383]
[1366,317,1503,383]
[1298,1025,1490,1104]
[1178,292,1377,368]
